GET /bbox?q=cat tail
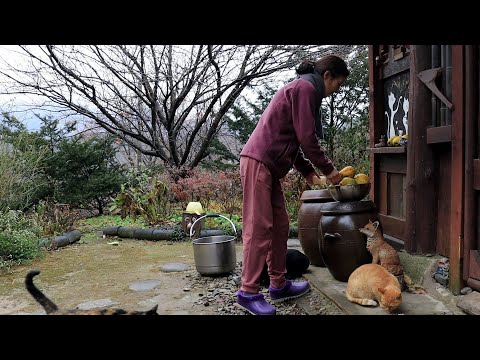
[25,270,59,314]
[403,273,412,286]
[384,264,404,275]
[346,291,378,307]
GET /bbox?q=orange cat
[346,263,402,313]
[359,220,403,276]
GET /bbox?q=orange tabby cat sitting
[346,263,402,313]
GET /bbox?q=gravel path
[185,261,344,315]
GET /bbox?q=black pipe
[445,45,452,125]
[431,45,440,127]
[102,226,225,241]
[51,230,82,249]
[440,45,446,126]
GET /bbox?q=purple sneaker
[236,291,276,315]
[269,280,310,303]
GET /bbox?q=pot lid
[317,200,377,215]
[300,189,334,202]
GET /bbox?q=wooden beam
[367,147,406,154]
[463,46,477,281]
[435,148,452,257]
[379,214,406,241]
[450,45,465,294]
[426,125,452,144]
[378,155,407,174]
[467,277,480,292]
[468,250,480,280]
[405,45,436,253]
[379,172,388,214]
[368,46,382,203]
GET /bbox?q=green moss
[398,251,438,285]
[75,215,149,234]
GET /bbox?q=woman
[237,55,350,315]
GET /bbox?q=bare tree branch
[0,45,355,172]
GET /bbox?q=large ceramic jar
[298,189,335,267]
[318,200,380,282]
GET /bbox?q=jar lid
[185,202,204,215]
[318,200,377,215]
[300,189,334,202]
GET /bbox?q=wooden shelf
[426,125,452,144]
[367,146,407,154]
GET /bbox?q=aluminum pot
[190,214,237,276]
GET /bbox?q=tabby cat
[359,220,404,276]
[346,263,402,313]
[25,270,159,315]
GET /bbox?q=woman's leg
[240,156,274,294]
[266,177,289,289]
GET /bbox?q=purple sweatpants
[240,156,289,293]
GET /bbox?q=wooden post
[405,46,436,253]
[368,45,383,203]
[450,45,465,294]
[463,45,476,282]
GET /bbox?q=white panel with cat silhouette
[384,72,409,138]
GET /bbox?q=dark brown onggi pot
[318,200,380,282]
[298,189,336,267]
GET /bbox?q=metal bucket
[190,214,237,276]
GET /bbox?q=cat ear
[373,221,379,231]
[378,287,386,294]
[369,219,373,224]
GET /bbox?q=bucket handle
[189,214,237,238]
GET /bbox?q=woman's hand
[305,172,327,187]
[326,168,342,185]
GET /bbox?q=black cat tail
[25,270,58,314]
[147,304,159,315]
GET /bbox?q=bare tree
[0,45,354,174]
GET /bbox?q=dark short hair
[296,54,350,78]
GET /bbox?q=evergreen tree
[201,81,277,169]
[47,135,126,214]
[320,45,370,171]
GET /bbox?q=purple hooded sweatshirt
[240,77,334,179]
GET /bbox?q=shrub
[29,200,77,236]
[0,210,47,272]
[110,167,178,225]
[0,139,49,211]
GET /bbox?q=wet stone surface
[184,261,344,315]
[159,263,191,272]
[76,299,120,310]
[128,279,162,291]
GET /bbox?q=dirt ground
[0,233,344,315]
[0,236,212,315]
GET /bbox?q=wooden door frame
[450,45,464,294]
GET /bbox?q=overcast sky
[0,46,47,130]
[0,45,320,132]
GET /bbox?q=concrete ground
[287,239,468,315]
[2,234,475,316]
